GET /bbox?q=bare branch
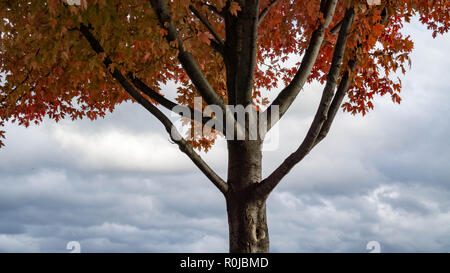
[381,7,389,25]
[256,8,356,197]
[79,23,228,195]
[149,0,226,110]
[313,59,357,147]
[264,0,339,131]
[126,73,226,134]
[330,18,343,35]
[258,0,278,25]
[313,6,390,147]
[209,40,225,55]
[126,73,183,111]
[223,0,261,107]
[202,2,224,18]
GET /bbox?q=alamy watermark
[65,240,381,253]
[366,241,381,253]
[170,97,280,151]
[66,241,81,253]
[367,0,382,6]
[66,0,80,5]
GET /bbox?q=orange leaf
[197,31,214,45]
[143,52,152,62]
[229,1,241,16]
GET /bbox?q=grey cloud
[0,166,229,252]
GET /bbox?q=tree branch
[126,73,226,135]
[256,7,355,198]
[209,40,225,55]
[201,2,224,18]
[313,6,390,147]
[313,58,357,147]
[264,0,339,131]
[149,0,226,110]
[79,23,228,195]
[223,0,260,107]
[189,5,224,50]
[331,7,389,35]
[330,18,343,35]
[258,0,278,25]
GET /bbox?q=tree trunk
[226,140,269,253]
[226,194,269,253]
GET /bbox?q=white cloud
[0,234,41,252]
[51,123,191,172]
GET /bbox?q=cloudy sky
[0,19,449,253]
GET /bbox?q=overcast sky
[0,20,449,253]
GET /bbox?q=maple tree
[0,0,448,252]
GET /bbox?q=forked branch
[149,0,226,110]
[127,73,226,135]
[256,7,356,197]
[264,0,339,131]
[258,0,278,25]
[79,23,228,195]
[189,5,225,51]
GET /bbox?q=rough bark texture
[226,194,269,253]
[226,140,269,253]
[221,1,269,252]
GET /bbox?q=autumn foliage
[0,0,448,149]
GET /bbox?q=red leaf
[229,1,242,16]
[197,31,214,45]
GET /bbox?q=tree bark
[226,194,269,253]
[226,140,269,253]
